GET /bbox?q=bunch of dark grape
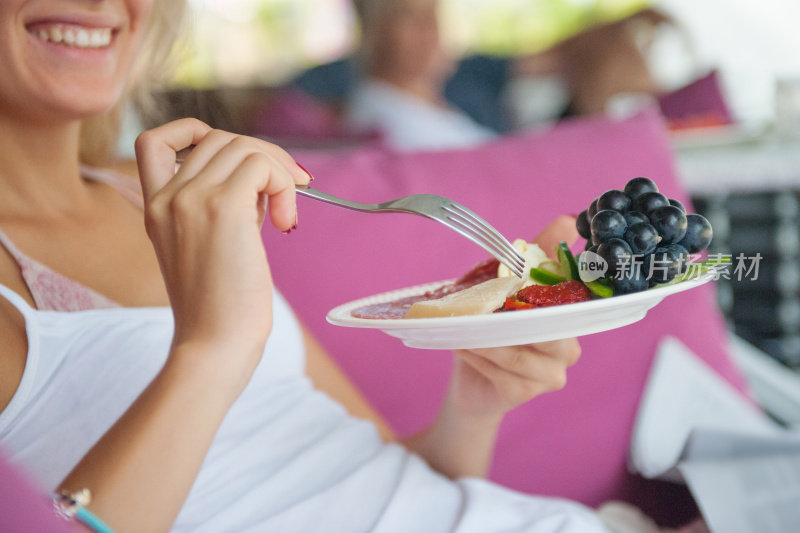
[575,177,713,295]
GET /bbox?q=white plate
[326,273,715,350]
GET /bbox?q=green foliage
[175,0,651,87]
[445,0,651,55]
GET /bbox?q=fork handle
[296,185,383,213]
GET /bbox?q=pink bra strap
[79,165,144,210]
[0,227,26,264]
[0,226,120,311]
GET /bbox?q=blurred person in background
[296,0,673,151]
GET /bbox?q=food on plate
[405,276,525,318]
[350,257,502,320]
[499,281,591,311]
[351,177,717,320]
[577,176,714,295]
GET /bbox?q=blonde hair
[79,1,189,166]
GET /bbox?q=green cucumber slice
[530,267,567,286]
[556,241,580,281]
[585,280,613,298]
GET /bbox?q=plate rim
[326,271,716,330]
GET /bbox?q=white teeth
[76,29,89,47]
[32,25,112,48]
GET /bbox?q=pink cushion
[658,70,733,129]
[248,88,381,150]
[262,108,747,518]
[0,448,76,532]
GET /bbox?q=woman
[343,0,670,152]
[0,1,609,531]
[345,0,499,151]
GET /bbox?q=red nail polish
[297,163,314,182]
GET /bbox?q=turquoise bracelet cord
[75,507,115,533]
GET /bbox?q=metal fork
[296,185,526,278]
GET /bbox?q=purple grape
[624,177,659,201]
[623,222,660,255]
[669,198,686,213]
[661,243,690,273]
[648,205,688,244]
[644,245,685,284]
[612,263,649,294]
[624,211,649,227]
[597,238,632,279]
[633,192,669,215]
[596,189,632,213]
[588,198,600,220]
[576,209,591,239]
[677,214,713,253]
[591,210,627,244]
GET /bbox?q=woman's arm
[57,119,312,532]
[59,346,262,532]
[403,340,581,479]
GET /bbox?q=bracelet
[52,489,115,533]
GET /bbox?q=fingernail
[297,163,314,182]
[283,212,298,235]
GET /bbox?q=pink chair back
[262,108,747,520]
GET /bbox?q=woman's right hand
[134,119,311,371]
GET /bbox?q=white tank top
[0,283,608,532]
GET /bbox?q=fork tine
[448,216,526,273]
[449,226,525,278]
[443,217,525,277]
[447,223,525,277]
[443,204,526,265]
[445,203,522,250]
[442,204,526,277]
[443,204,521,260]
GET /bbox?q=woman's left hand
[450,339,582,420]
[403,216,583,478]
[449,214,583,420]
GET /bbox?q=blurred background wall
[175,0,800,126]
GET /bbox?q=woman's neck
[0,116,91,218]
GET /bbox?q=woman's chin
[24,87,122,123]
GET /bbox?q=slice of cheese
[497,240,549,286]
[404,276,525,319]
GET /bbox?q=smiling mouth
[28,23,114,49]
